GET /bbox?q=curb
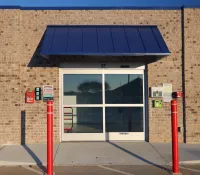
[0,161,168,166]
[1,160,200,166]
[179,160,200,165]
[0,161,40,166]
[168,160,200,165]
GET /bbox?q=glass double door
[61,69,145,141]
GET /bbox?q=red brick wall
[184,8,200,143]
[0,9,192,144]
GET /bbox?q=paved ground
[54,142,166,165]
[151,143,200,163]
[0,142,200,166]
[0,164,200,175]
[0,146,5,152]
[0,144,59,165]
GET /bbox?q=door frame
[59,64,146,142]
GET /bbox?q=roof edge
[46,25,159,28]
[0,6,183,10]
[0,3,200,10]
[0,6,20,9]
[41,52,171,56]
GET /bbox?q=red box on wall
[25,91,35,103]
[174,91,183,98]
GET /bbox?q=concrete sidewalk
[0,142,199,166]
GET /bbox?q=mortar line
[149,143,168,163]
[97,165,135,175]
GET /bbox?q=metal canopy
[40,25,170,56]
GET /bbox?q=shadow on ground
[21,110,46,173]
[107,141,171,173]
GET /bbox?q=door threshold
[61,140,147,143]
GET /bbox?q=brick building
[0,1,200,145]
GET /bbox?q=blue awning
[40,25,170,56]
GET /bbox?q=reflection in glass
[106,107,143,132]
[64,107,103,133]
[63,74,102,104]
[105,74,143,104]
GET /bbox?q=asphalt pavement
[0,164,200,175]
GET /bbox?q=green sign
[153,100,163,108]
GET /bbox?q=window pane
[64,107,103,133]
[105,74,143,104]
[106,107,143,132]
[63,74,102,104]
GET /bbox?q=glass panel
[106,107,143,132]
[105,74,143,104]
[63,74,102,104]
[64,107,103,133]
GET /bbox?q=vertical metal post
[47,100,53,175]
[171,100,180,174]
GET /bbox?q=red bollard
[171,100,180,174]
[47,100,54,175]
